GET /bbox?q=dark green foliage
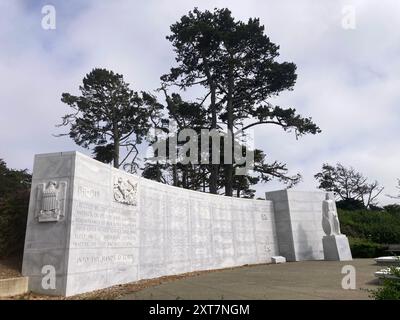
[0,159,30,195]
[370,266,400,300]
[232,175,257,198]
[58,68,162,170]
[142,162,168,184]
[348,237,387,258]
[0,159,31,258]
[372,279,400,300]
[93,144,114,164]
[145,90,302,196]
[369,205,384,212]
[163,8,320,196]
[339,207,400,258]
[384,204,400,214]
[337,198,365,210]
[339,209,400,244]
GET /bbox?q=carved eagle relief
[36,181,67,222]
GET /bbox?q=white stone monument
[22,151,352,296]
[321,193,352,261]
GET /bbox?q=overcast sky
[1,0,399,204]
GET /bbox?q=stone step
[0,277,29,298]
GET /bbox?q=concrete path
[120,259,380,300]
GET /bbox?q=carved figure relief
[36,181,67,222]
[322,193,341,236]
[113,177,138,206]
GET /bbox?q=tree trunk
[203,56,218,194]
[172,164,177,186]
[113,125,120,168]
[202,167,206,192]
[182,166,187,189]
[209,86,218,194]
[224,62,234,197]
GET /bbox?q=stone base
[323,235,352,261]
[0,277,28,297]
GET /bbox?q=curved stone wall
[22,151,350,296]
[22,151,279,296]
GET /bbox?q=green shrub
[338,209,400,244]
[0,189,30,257]
[348,237,388,258]
[337,198,365,211]
[384,204,400,214]
[370,265,400,300]
[0,159,31,258]
[372,279,400,300]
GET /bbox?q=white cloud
[0,0,399,205]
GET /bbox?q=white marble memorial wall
[22,152,279,296]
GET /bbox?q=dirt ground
[0,256,22,280]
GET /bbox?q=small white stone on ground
[375,256,400,265]
[271,256,286,264]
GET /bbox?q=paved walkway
[120,259,381,300]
